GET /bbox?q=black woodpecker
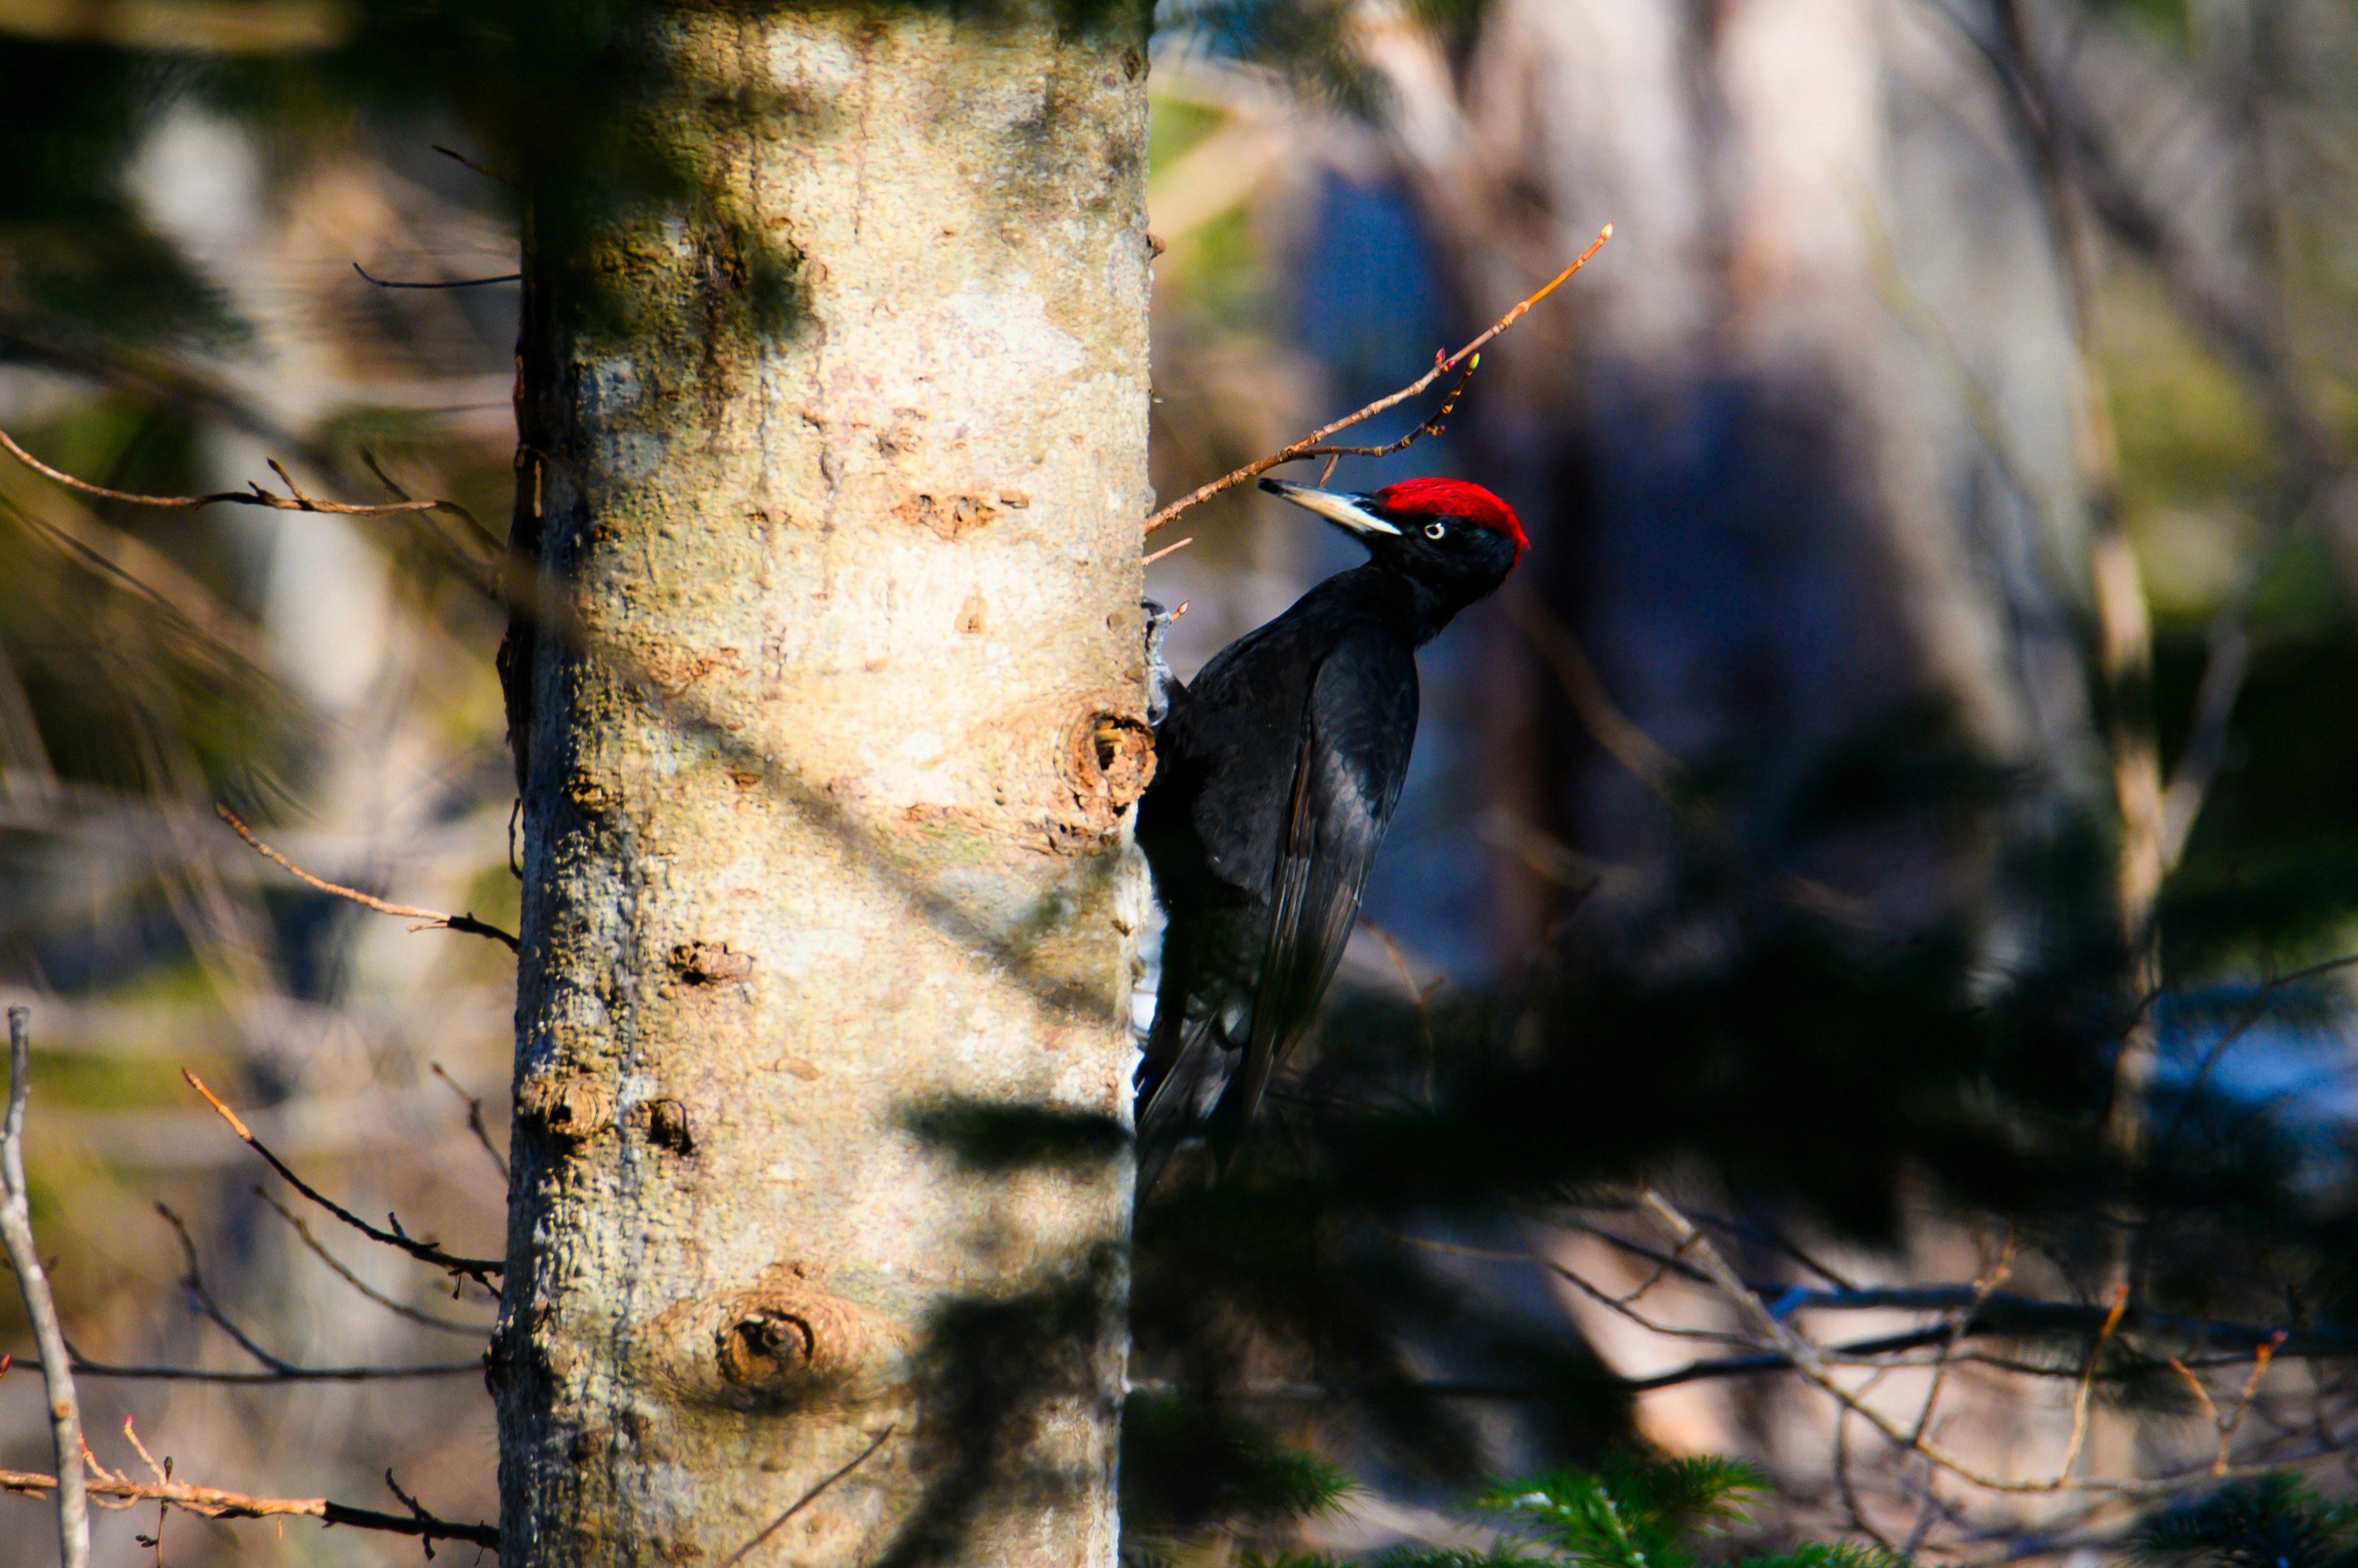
[1134,475,1528,1190]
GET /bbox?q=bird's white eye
[1423,521,1447,540]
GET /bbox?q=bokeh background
[5,1,2358,1564]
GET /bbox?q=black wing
[1224,624,1417,1131]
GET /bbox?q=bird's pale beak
[1259,478,1401,536]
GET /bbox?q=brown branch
[1910,1236,2018,1446]
[2215,1333,2287,1475]
[1504,589,1686,799]
[1834,1370,1905,1553]
[179,1069,504,1287]
[10,1351,480,1384]
[2056,1285,2133,1483]
[216,805,518,952]
[352,262,521,290]
[155,1202,307,1376]
[432,144,510,186]
[0,426,497,555]
[1548,1209,2358,1356]
[1631,1188,2322,1498]
[1142,224,1612,532]
[1141,536,1194,568]
[254,1187,492,1337]
[0,1467,497,1548]
[429,1062,509,1181]
[2159,624,2252,872]
[1,1007,88,1568]
[1294,355,1482,468]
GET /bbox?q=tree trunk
[492,7,1154,1566]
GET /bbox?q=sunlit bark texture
[492,7,1153,1566]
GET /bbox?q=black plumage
[1134,476,1528,1190]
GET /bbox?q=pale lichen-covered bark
[492,7,1153,1566]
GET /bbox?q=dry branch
[430,1061,510,1180]
[181,1069,504,1286]
[0,426,499,557]
[0,1465,497,1550]
[0,1007,88,1568]
[10,1353,480,1384]
[256,1185,492,1337]
[1632,1188,2328,1499]
[352,262,522,290]
[217,805,519,951]
[1142,223,1611,533]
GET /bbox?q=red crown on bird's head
[1369,478,1527,568]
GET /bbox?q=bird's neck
[1336,564,1477,646]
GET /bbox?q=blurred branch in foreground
[1,1007,87,1568]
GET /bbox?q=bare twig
[216,805,519,951]
[10,1351,479,1383]
[1504,589,1686,799]
[720,1425,896,1568]
[2159,624,2252,871]
[1294,355,1482,468]
[120,1419,165,1488]
[179,1069,503,1287]
[155,1203,300,1375]
[1834,1373,1904,1552]
[254,1188,492,1337]
[153,1202,488,1377]
[429,1062,509,1180]
[1631,1187,2312,1498]
[382,1469,478,1559]
[0,1006,88,1568]
[2163,952,2358,1147]
[1983,4,2165,1242]
[1143,224,1611,532]
[0,1466,497,1548]
[432,144,510,186]
[2057,1286,2133,1481]
[1910,1236,2018,1446]
[0,427,498,556]
[2216,1333,2287,1474]
[1539,1251,1753,1345]
[121,1420,168,1566]
[352,262,521,290]
[1555,1205,2358,1357]
[2168,1356,2224,1434]
[1141,535,1194,568]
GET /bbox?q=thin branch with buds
[1143,224,1612,533]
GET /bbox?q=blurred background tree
[4,1,2358,1566]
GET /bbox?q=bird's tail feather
[1134,1007,1237,1197]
